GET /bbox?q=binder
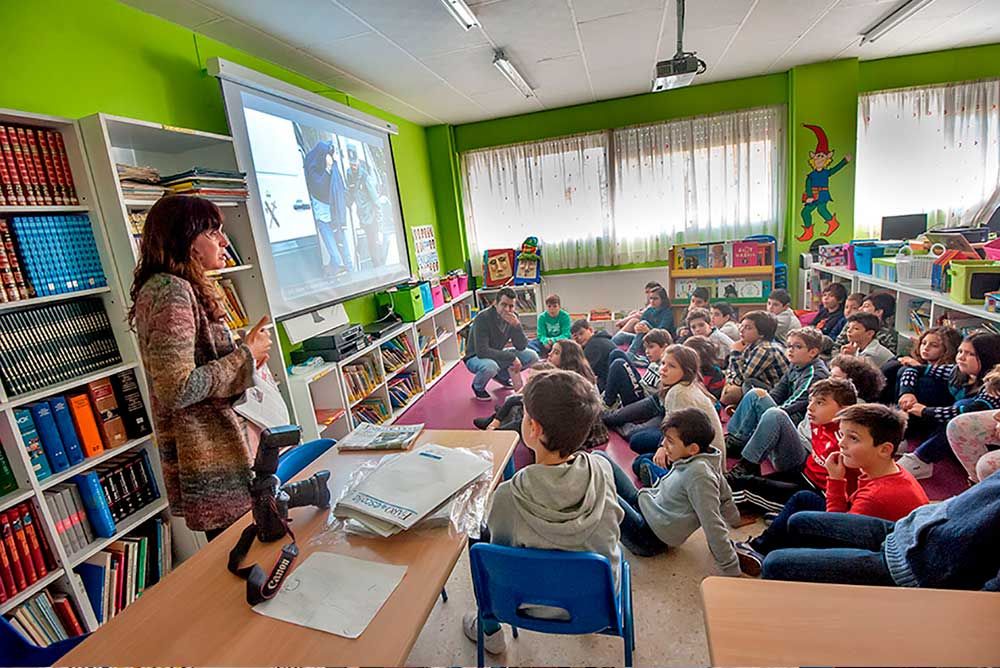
[49,396,85,466]
[28,402,70,473]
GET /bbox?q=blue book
[72,471,116,538]
[28,402,70,472]
[49,396,85,466]
[76,559,107,624]
[15,408,52,480]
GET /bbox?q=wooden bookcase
[0,108,168,632]
[667,242,776,316]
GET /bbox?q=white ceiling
[122,0,1000,126]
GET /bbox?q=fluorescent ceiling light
[493,50,534,98]
[440,0,480,30]
[861,0,937,44]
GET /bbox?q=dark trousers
[749,489,826,554]
[729,469,816,513]
[603,357,644,407]
[593,451,667,557]
[628,427,663,455]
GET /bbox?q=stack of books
[387,372,420,410]
[452,301,472,327]
[215,278,248,329]
[160,168,248,203]
[4,589,85,645]
[116,163,166,202]
[74,516,171,625]
[0,124,79,206]
[380,335,414,373]
[4,214,107,298]
[0,503,58,603]
[352,397,390,425]
[422,349,442,382]
[0,298,123,397]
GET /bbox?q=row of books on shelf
[215,278,248,330]
[479,291,537,313]
[352,397,390,425]
[127,210,243,266]
[4,588,84,646]
[673,240,774,271]
[0,297,122,397]
[344,358,381,403]
[387,372,421,410]
[422,350,442,382]
[0,503,56,602]
[1,215,106,300]
[76,515,171,626]
[674,278,773,301]
[417,333,434,355]
[0,124,79,207]
[452,301,472,327]
[45,449,160,554]
[380,335,415,372]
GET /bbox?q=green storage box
[379,285,425,321]
[947,260,1000,304]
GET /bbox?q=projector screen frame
[208,57,413,322]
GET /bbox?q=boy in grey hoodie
[597,407,743,576]
[464,369,624,655]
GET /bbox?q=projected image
[233,88,410,318]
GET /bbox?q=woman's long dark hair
[552,339,597,385]
[128,196,226,327]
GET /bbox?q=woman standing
[129,196,272,539]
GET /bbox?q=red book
[17,504,48,578]
[0,219,25,300]
[51,594,85,636]
[9,509,37,585]
[24,129,53,205]
[0,126,27,205]
[45,130,69,203]
[0,571,5,603]
[0,511,27,592]
[12,127,41,206]
[0,528,13,598]
[36,130,65,205]
[51,130,78,204]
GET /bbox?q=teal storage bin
[419,281,433,311]
[853,242,902,275]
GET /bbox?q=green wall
[0,0,443,360]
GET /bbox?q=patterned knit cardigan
[134,273,255,531]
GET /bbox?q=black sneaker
[734,541,764,577]
[725,432,747,457]
[473,415,495,430]
[494,376,514,388]
[762,512,779,526]
[473,385,492,401]
[637,461,655,487]
[727,459,760,479]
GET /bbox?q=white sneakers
[897,452,934,480]
[463,611,507,655]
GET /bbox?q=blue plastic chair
[276,438,336,482]
[1,615,89,667]
[468,543,634,667]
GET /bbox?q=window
[461,106,786,272]
[855,79,1000,238]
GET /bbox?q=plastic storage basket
[872,257,897,282]
[895,249,935,288]
[947,261,1000,304]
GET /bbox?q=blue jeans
[526,339,550,356]
[611,331,635,347]
[741,407,811,473]
[604,358,644,407]
[762,511,896,585]
[465,349,539,393]
[629,427,663,455]
[914,398,990,463]
[594,452,667,557]
[749,490,826,554]
[727,391,777,442]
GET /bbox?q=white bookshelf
[476,283,542,328]
[290,292,474,442]
[0,108,169,630]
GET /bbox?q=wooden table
[701,576,1000,666]
[62,429,518,666]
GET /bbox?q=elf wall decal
[798,124,852,242]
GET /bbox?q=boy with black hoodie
[571,319,617,390]
[464,369,624,655]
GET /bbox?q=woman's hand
[245,316,272,368]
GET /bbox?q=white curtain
[461,132,612,272]
[855,79,1000,238]
[460,106,785,272]
[611,106,786,264]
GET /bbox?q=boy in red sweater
[736,403,929,575]
[728,378,858,513]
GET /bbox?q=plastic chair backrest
[1,615,88,668]
[276,438,336,483]
[468,543,621,635]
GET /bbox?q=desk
[701,576,1000,666]
[62,429,518,666]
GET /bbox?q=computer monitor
[881,213,927,240]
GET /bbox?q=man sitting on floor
[463,287,539,400]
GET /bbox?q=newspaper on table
[334,443,492,537]
[336,422,424,451]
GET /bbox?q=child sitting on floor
[948,366,1000,484]
[844,291,865,318]
[830,353,886,402]
[603,329,671,408]
[721,310,790,409]
[833,292,899,355]
[465,369,624,655]
[766,289,800,343]
[726,378,857,513]
[760,469,1000,590]
[684,335,726,401]
[595,408,742,576]
[725,326,829,454]
[683,307,733,359]
[735,403,929,575]
[529,293,572,356]
[612,286,674,355]
[676,287,711,339]
[613,281,662,334]
[812,283,847,339]
[839,312,894,368]
[880,325,961,404]
[710,301,741,341]
[571,319,616,390]
[897,331,1000,480]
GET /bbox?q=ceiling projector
[651,0,706,92]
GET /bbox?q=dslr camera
[251,425,332,542]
